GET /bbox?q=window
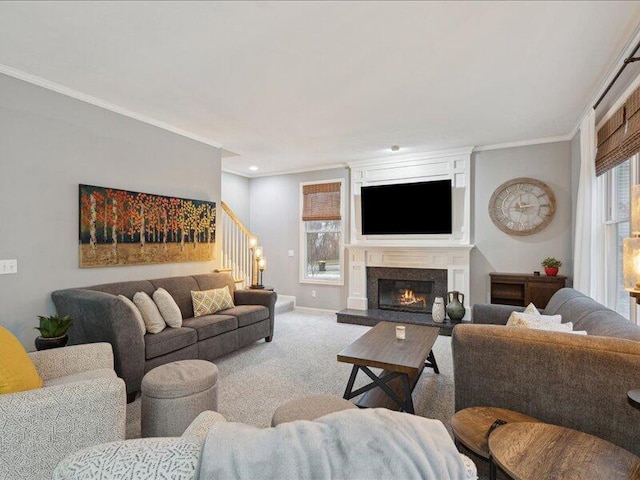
[300,180,344,285]
[602,155,638,319]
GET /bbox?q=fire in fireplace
[378,279,435,313]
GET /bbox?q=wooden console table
[490,272,566,309]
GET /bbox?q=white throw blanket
[198,408,473,480]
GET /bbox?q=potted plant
[34,314,73,350]
[541,257,562,277]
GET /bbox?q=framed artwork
[79,184,216,267]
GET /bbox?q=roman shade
[596,84,640,176]
[302,182,341,221]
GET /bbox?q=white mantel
[346,147,474,317]
[345,244,474,316]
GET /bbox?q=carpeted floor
[126,307,495,478]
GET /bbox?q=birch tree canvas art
[79,184,216,267]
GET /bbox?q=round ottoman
[141,359,219,437]
[271,394,358,426]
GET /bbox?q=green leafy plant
[35,315,73,338]
[541,257,562,268]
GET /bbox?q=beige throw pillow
[507,312,573,332]
[523,302,540,315]
[133,291,166,334]
[191,285,235,317]
[118,294,146,336]
[153,288,183,328]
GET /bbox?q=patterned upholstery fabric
[53,411,226,480]
[0,343,126,480]
[191,286,235,317]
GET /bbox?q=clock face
[488,177,556,236]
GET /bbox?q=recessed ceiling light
[249,165,258,171]
[391,145,400,152]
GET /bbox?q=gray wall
[470,141,573,306]
[0,74,221,348]
[248,168,349,310]
[222,171,250,226]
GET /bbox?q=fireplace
[367,267,447,314]
[378,279,434,313]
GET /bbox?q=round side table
[489,422,640,480]
[450,406,541,480]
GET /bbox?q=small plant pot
[35,334,68,351]
[544,266,559,276]
[318,261,326,272]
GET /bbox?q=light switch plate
[0,259,17,275]
[288,250,294,257]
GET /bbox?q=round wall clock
[488,177,556,236]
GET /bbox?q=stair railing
[219,201,254,289]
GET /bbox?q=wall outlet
[288,250,294,257]
[311,290,317,298]
[0,259,17,275]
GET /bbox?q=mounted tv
[360,179,452,235]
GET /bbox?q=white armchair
[0,342,126,480]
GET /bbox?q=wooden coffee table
[337,321,439,414]
[489,422,640,480]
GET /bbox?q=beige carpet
[125,308,494,477]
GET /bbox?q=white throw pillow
[506,312,563,329]
[153,288,183,328]
[523,302,540,315]
[118,294,146,336]
[133,291,166,334]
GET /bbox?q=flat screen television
[360,179,452,235]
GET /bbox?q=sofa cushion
[192,273,236,296]
[221,304,269,327]
[150,276,200,319]
[145,327,197,360]
[182,315,238,341]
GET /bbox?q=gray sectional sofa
[452,287,640,456]
[52,272,277,399]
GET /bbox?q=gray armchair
[0,343,126,480]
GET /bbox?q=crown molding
[0,64,223,149]
[473,135,573,152]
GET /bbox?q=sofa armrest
[451,324,640,456]
[53,437,201,480]
[234,289,277,339]
[471,303,524,325]
[0,377,126,479]
[51,288,145,394]
[28,342,114,382]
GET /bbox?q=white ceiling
[1,1,640,177]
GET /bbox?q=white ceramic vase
[432,297,445,323]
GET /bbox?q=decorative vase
[35,334,68,351]
[446,291,466,323]
[432,297,445,323]
[544,266,559,276]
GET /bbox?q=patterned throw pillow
[118,295,146,336]
[133,292,166,334]
[153,288,183,328]
[191,286,235,317]
[507,312,572,332]
[0,325,43,394]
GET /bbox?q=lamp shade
[258,257,266,270]
[623,237,640,290]
[254,246,263,259]
[632,185,640,236]
[249,236,258,249]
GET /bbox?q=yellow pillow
[191,286,235,317]
[0,325,43,394]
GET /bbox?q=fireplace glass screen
[378,279,435,313]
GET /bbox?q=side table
[489,422,640,480]
[450,406,541,480]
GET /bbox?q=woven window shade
[302,182,341,221]
[596,84,640,176]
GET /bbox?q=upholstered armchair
[0,343,126,480]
